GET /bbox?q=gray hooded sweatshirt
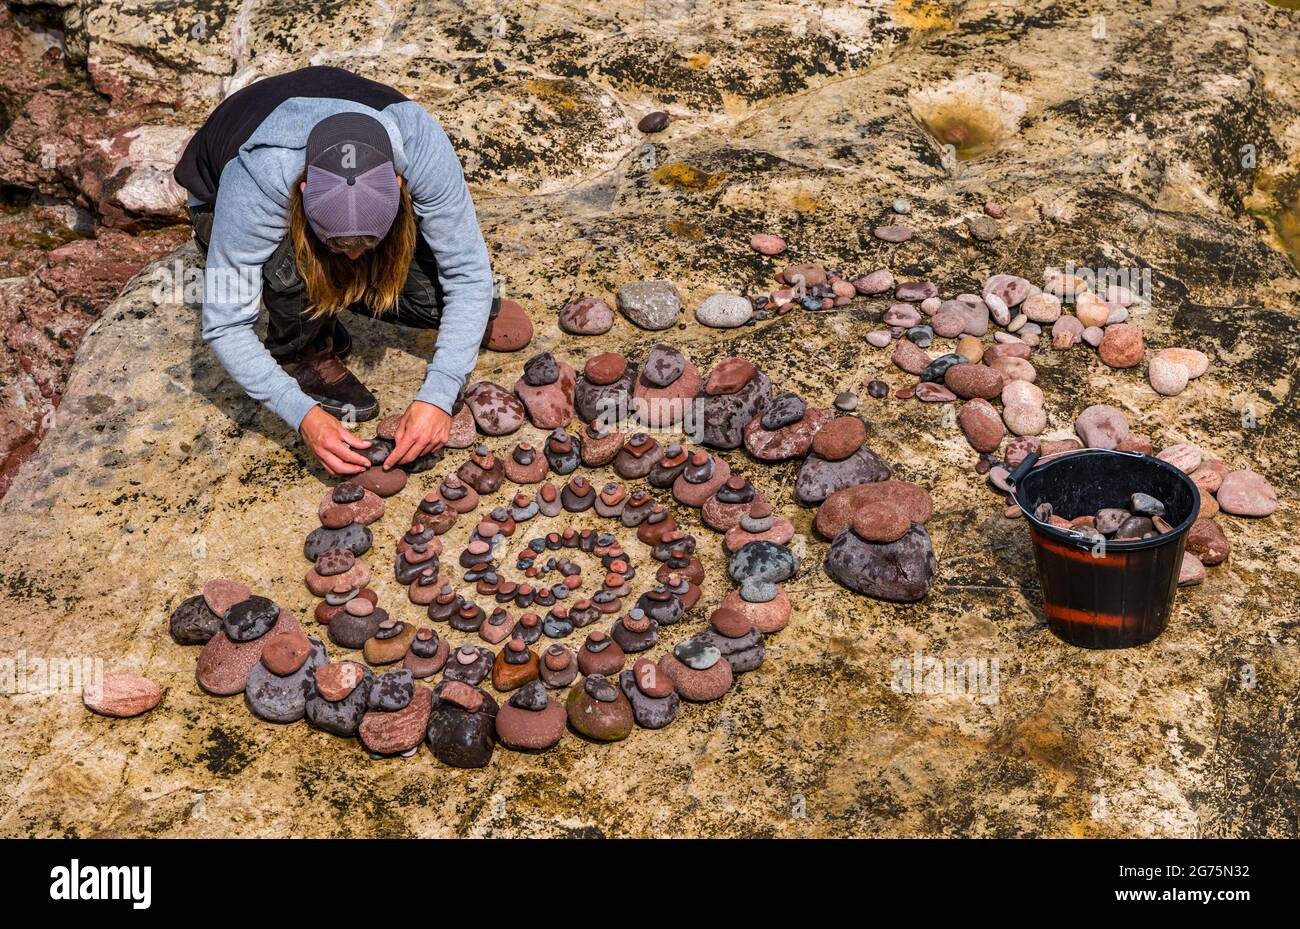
[174,67,494,431]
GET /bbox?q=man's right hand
[299,405,372,475]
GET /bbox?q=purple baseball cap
[302,112,400,243]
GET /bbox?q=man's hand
[299,405,372,475]
[384,399,449,469]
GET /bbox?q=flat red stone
[440,680,485,712]
[658,652,732,702]
[345,597,375,617]
[584,352,628,386]
[354,465,407,498]
[359,685,433,755]
[721,587,790,634]
[815,480,933,540]
[83,673,162,718]
[447,403,477,448]
[515,360,577,429]
[743,406,834,461]
[632,364,702,428]
[704,357,756,395]
[315,661,366,701]
[850,502,911,543]
[203,578,250,617]
[262,631,312,675]
[710,607,753,638]
[723,515,795,553]
[633,657,675,698]
[486,298,533,352]
[314,602,341,624]
[671,456,731,507]
[811,416,866,461]
[195,608,302,696]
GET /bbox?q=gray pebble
[369,669,415,711]
[305,523,372,561]
[169,595,221,645]
[246,637,327,724]
[674,639,722,671]
[696,627,766,674]
[619,670,680,729]
[967,216,999,241]
[1130,493,1166,517]
[906,325,935,347]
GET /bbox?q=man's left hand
[383,399,450,469]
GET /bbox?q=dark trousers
[188,203,498,358]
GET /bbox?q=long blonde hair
[289,175,417,318]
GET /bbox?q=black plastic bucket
[1010,449,1200,649]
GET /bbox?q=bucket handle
[1004,450,1039,489]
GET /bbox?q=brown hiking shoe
[277,338,378,422]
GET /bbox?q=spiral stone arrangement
[163,332,946,760]
[161,267,1276,753]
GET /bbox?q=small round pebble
[638,111,670,133]
[203,578,251,617]
[1148,354,1190,396]
[750,233,787,256]
[1098,323,1144,368]
[875,225,913,243]
[696,294,754,328]
[966,216,999,241]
